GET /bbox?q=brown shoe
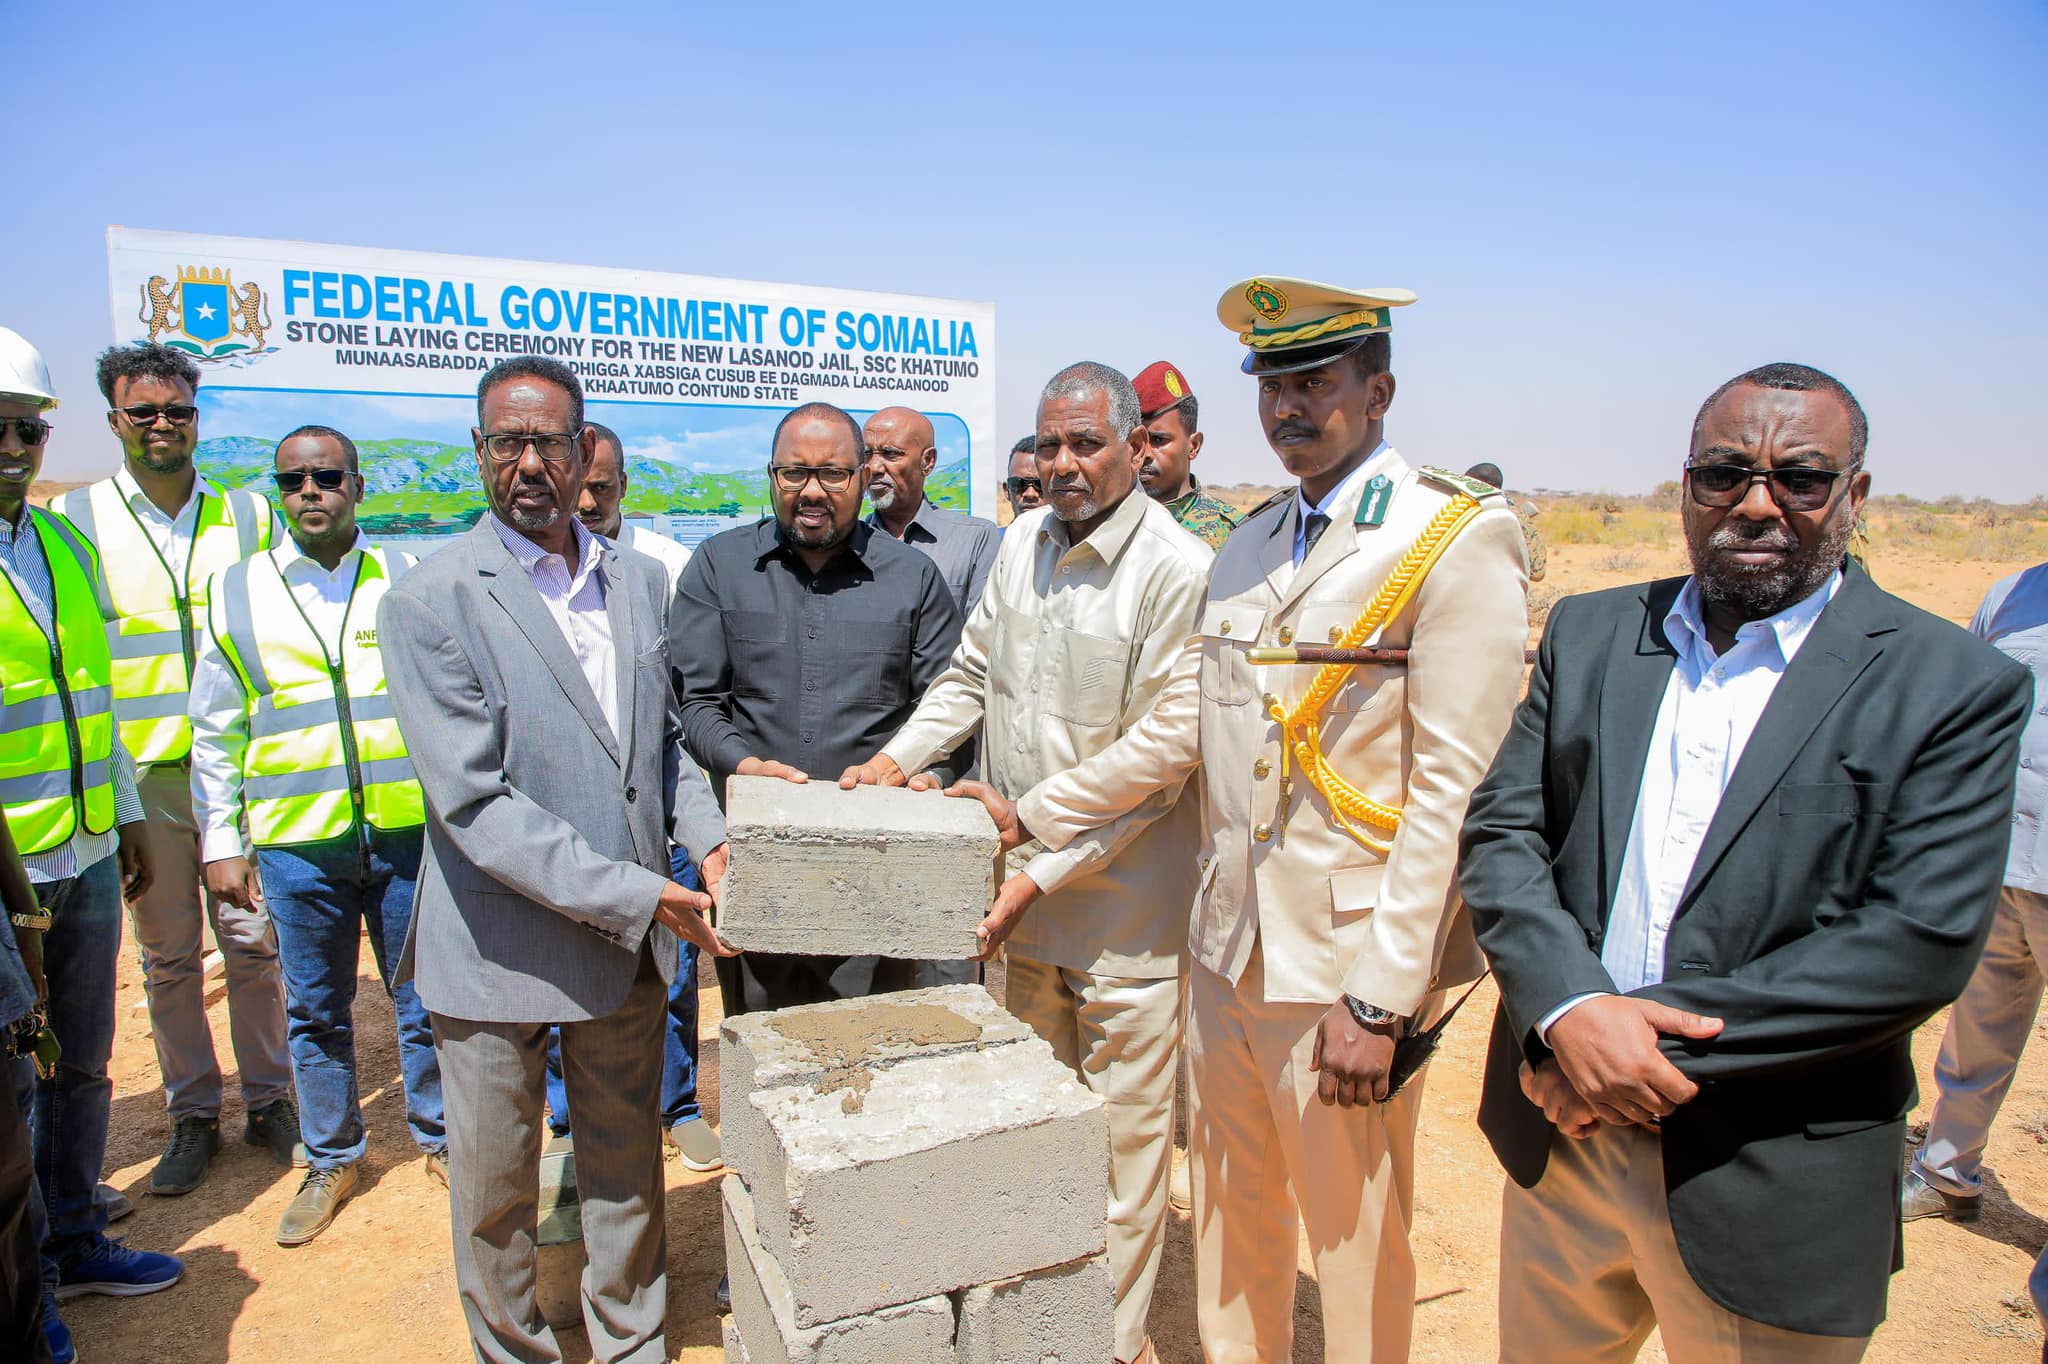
[275,1163,359,1247]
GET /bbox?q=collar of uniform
[1665,567,1843,669]
[867,496,946,545]
[1042,483,1148,566]
[756,515,878,576]
[275,531,368,577]
[1292,441,1393,528]
[1163,473,1208,517]
[114,464,215,523]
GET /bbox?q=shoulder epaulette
[1418,466,1509,504]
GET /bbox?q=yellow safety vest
[52,479,275,764]
[210,545,423,847]
[0,508,117,854]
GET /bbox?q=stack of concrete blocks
[719,983,1117,1363]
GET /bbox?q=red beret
[1133,361,1192,420]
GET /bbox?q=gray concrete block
[723,1175,956,1364]
[720,776,998,959]
[953,1253,1116,1364]
[721,984,1036,1195]
[723,1315,751,1364]
[750,1038,1108,1325]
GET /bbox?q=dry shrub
[1598,547,1648,573]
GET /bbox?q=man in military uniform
[1467,461,1546,581]
[1133,360,1239,550]
[953,279,1529,1362]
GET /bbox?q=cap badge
[1163,369,1185,399]
[1245,280,1288,322]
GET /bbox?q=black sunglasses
[1006,476,1042,498]
[111,403,198,427]
[274,468,350,494]
[0,418,51,445]
[1683,459,1861,513]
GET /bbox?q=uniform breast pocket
[723,610,785,698]
[1199,602,1263,706]
[1777,782,1892,819]
[1044,628,1133,729]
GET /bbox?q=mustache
[1270,422,1318,441]
[1707,521,1797,554]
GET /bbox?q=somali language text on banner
[108,227,996,547]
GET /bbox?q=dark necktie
[1302,511,1331,559]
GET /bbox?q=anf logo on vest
[354,627,379,649]
[138,266,274,360]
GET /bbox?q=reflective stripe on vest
[213,546,422,847]
[0,508,118,853]
[55,480,273,764]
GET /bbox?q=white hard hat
[0,326,58,410]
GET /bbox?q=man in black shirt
[671,402,965,1012]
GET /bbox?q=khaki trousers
[1187,943,1426,1364]
[1499,1124,1870,1364]
[131,763,291,1118]
[1005,953,1181,1362]
[1917,885,2048,1194]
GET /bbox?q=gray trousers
[432,943,667,1364]
[1917,885,2048,1194]
[131,763,291,1118]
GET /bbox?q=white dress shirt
[1540,569,1842,1037]
[1294,441,1393,566]
[493,515,618,740]
[189,533,406,861]
[1970,565,2048,894]
[622,524,692,599]
[112,466,285,583]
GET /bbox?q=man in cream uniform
[988,280,1528,1362]
[844,361,1211,1364]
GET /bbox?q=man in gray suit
[381,356,735,1364]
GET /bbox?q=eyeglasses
[481,431,580,463]
[274,468,350,494]
[768,465,857,492]
[112,403,197,427]
[1683,459,1862,513]
[0,418,51,446]
[1006,476,1043,499]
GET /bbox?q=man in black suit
[1459,362,2032,1361]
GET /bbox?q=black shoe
[244,1099,308,1168]
[714,1272,730,1311]
[150,1116,221,1195]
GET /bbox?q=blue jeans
[257,826,444,1168]
[8,855,120,1282]
[546,847,702,1136]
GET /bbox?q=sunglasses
[0,418,51,446]
[274,468,350,494]
[1683,459,1861,513]
[112,403,198,427]
[1006,476,1043,499]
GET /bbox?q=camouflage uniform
[1508,495,1546,581]
[1163,475,1241,550]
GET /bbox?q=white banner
[106,227,996,546]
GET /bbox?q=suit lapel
[604,543,637,766]
[476,522,622,766]
[1598,581,1682,905]
[1676,568,1889,911]
[1256,498,1295,607]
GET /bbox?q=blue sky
[5,1,2043,497]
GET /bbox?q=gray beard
[507,502,560,532]
[867,481,899,513]
[1692,507,1854,621]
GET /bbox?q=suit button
[1253,758,1271,778]
[1262,692,1278,709]
[1328,625,1342,643]
[1278,626,1293,644]
[1220,620,1232,636]
[1253,824,1273,842]
[625,785,637,803]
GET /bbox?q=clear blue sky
[6,1,2043,497]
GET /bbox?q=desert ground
[46,486,2048,1362]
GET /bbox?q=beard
[504,499,560,532]
[1691,506,1854,621]
[866,479,899,512]
[134,443,192,475]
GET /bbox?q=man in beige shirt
[842,361,1211,1364]
[965,280,1529,1363]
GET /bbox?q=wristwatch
[1344,995,1405,1030]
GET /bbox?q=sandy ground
[57,534,2048,1363]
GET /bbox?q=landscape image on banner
[193,387,972,545]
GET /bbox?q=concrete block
[723,1315,750,1363]
[723,1175,956,1363]
[751,1038,1108,1325]
[720,776,998,959]
[721,985,1036,1194]
[953,1253,1116,1364]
